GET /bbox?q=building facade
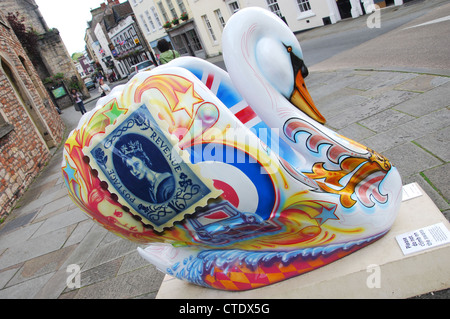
[85,0,156,80]
[107,12,156,77]
[129,0,405,61]
[96,0,406,74]
[77,55,94,78]
[86,4,117,80]
[0,10,65,219]
[160,0,206,59]
[129,0,170,59]
[93,8,121,79]
[130,0,207,60]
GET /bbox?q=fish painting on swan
[61,7,402,291]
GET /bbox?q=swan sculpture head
[223,7,326,124]
[61,7,402,291]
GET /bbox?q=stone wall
[0,0,49,35]
[0,11,65,219]
[39,29,90,108]
[0,0,90,109]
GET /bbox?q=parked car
[84,78,96,91]
[128,60,156,80]
[187,201,280,245]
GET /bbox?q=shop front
[165,20,206,59]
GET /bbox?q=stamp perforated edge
[82,99,222,232]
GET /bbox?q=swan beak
[290,70,326,124]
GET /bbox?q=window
[157,2,170,22]
[166,0,177,19]
[119,35,125,51]
[177,0,186,14]
[186,30,202,51]
[0,12,8,28]
[171,35,188,55]
[266,0,282,18]
[1,57,50,144]
[202,15,216,42]
[296,0,314,19]
[228,1,240,14]
[129,27,137,38]
[128,28,139,46]
[140,15,150,33]
[151,7,163,28]
[297,0,311,12]
[214,9,226,29]
[0,59,12,134]
[0,98,7,129]
[145,10,156,31]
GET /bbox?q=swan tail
[138,231,386,291]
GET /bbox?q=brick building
[0,10,65,219]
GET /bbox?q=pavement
[0,7,449,300]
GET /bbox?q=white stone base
[156,183,450,299]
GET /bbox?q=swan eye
[287,46,293,53]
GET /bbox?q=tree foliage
[71,52,83,61]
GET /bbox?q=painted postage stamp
[84,103,220,231]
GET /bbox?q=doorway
[1,57,55,148]
[336,0,353,19]
[169,22,206,59]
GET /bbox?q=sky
[34,0,122,56]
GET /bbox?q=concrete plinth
[156,183,450,299]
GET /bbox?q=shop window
[172,35,188,55]
[186,30,202,51]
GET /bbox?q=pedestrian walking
[157,39,180,64]
[98,78,111,97]
[70,88,87,115]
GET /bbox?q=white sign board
[401,183,423,201]
[395,223,450,255]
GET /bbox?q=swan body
[62,8,402,291]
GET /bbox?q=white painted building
[94,23,118,78]
[179,0,405,58]
[74,62,85,78]
[130,0,208,61]
[129,0,406,61]
[183,0,338,58]
[184,0,233,58]
[86,30,109,76]
[129,0,171,59]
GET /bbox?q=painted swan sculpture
[62,7,402,291]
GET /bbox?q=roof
[104,1,133,31]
